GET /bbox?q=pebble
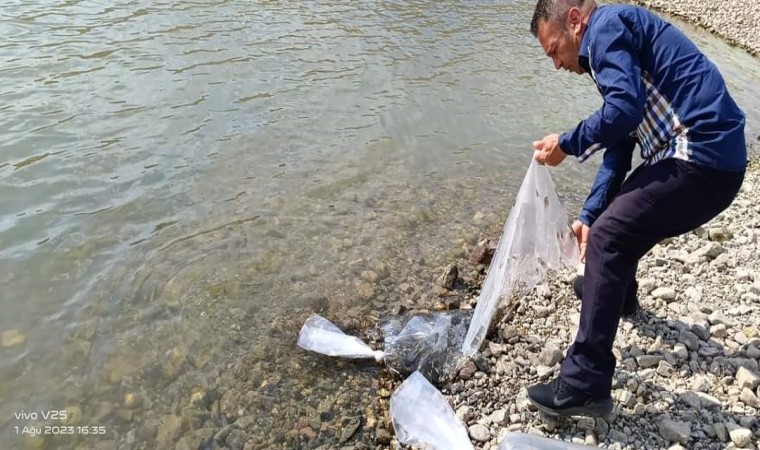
[1,329,26,347]
[657,419,691,445]
[726,423,753,447]
[468,424,491,442]
[736,367,760,390]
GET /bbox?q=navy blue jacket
[558,5,747,226]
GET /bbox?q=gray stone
[726,423,752,448]
[672,343,689,360]
[740,387,760,408]
[489,409,507,426]
[707,227,732,242]
[657,419,691,444]
[459,361,478,380]
[456,405,472,423]
[736,367,760,390]
[679,391,702,409]
[708,311,730,326]
[608,429,628,444]
[538,344,564,367]
[637,354,663,368]
[739,416,757,429]
[711,323,728,338]
[696,392,721,410]
[684,286,702,302]
[639,278,657,294]
[696,242,725,259]
[678,330,700,351]
[616,390,635,408]
[690,374,711,393]
[657,361,674,377]
[713,422,728,442]
[536,365,554,380]
[652,287,677,301]
[468,424,491,442]
[690,322,710,341]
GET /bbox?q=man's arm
[578,136,635,226]
[558,12,645,162]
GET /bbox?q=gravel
[630,0,760,56]
[435,155,760,449]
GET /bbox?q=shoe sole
[528,397,614,418]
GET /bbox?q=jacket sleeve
[558,12,645,162]
[578,136,635,226]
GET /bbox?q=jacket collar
[578,7,599,75]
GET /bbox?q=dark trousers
[560,158,745,397]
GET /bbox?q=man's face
[537,10,584,74]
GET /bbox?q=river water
[1,1,759,449]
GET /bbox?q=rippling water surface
[1,1,759,448]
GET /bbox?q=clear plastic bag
[390,371,474,450]
[499,432,596,449]
[380,310,472,384]
[297,314,384,361]
[463,159,578,356]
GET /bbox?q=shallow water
[1,1,759,448]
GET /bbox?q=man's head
[530,0,595,74]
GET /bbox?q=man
[528,0,746,417]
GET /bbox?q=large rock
[740,387,760,408]
[726,423,752,448]
[538,344,564,367]
[468,424,491,442]
[695,242,725,259]
[438,264,458,289]
[736,367,760,390]
[678,330,700,351]
[652,287,677,302]
[469,239,496,265]
[657,418,691,444]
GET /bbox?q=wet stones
[1,329,26,347]
[469,239,496,265]
[438,264,459,290]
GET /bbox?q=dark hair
[530,0,585,37]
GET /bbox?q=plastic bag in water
[297,314,384,361]
[390,371,474,450]
[463,159,578,356]
[380,309,472,384]
[499,432,596,449]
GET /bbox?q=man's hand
[571,219,590,261]
[533,133,568,166]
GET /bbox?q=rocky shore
[439,153,760,449]
[630,0,760,56]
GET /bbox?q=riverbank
[630,0,760,56]
[442,148,760,449]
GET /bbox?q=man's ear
[567,7,582,34]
